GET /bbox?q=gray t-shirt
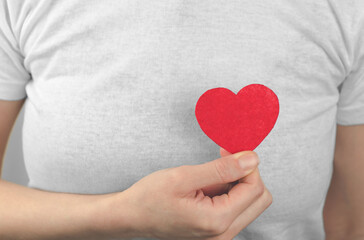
[1,0,364,239]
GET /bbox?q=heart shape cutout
[195,84,279,153]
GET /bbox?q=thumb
[178,151,259,193]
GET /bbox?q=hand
[116,148,272,240]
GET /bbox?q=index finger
[212,167,264,222]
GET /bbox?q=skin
[1,98,363,239]
[323,124,364,239]
[96,150,272,240]
[0,98,272,239]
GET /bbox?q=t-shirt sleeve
[336,11,364,126]
[0,0,31,101]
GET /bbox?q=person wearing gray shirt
[1,0,364,239]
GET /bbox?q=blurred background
[1,105,29,186]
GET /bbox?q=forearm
[0,179,139,240]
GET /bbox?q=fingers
[220,147,232,157]
[224,186,273,238]
[210,167,265,222]
[199,148,236,197]
[176,151,259,193]
[201,183,235,198]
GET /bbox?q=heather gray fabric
[1,0,364,239]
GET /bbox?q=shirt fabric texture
[1,0,364,239]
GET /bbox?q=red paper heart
[195,84,279,154]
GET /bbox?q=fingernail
[237,153,259,170]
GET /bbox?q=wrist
[88,191,151,239]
